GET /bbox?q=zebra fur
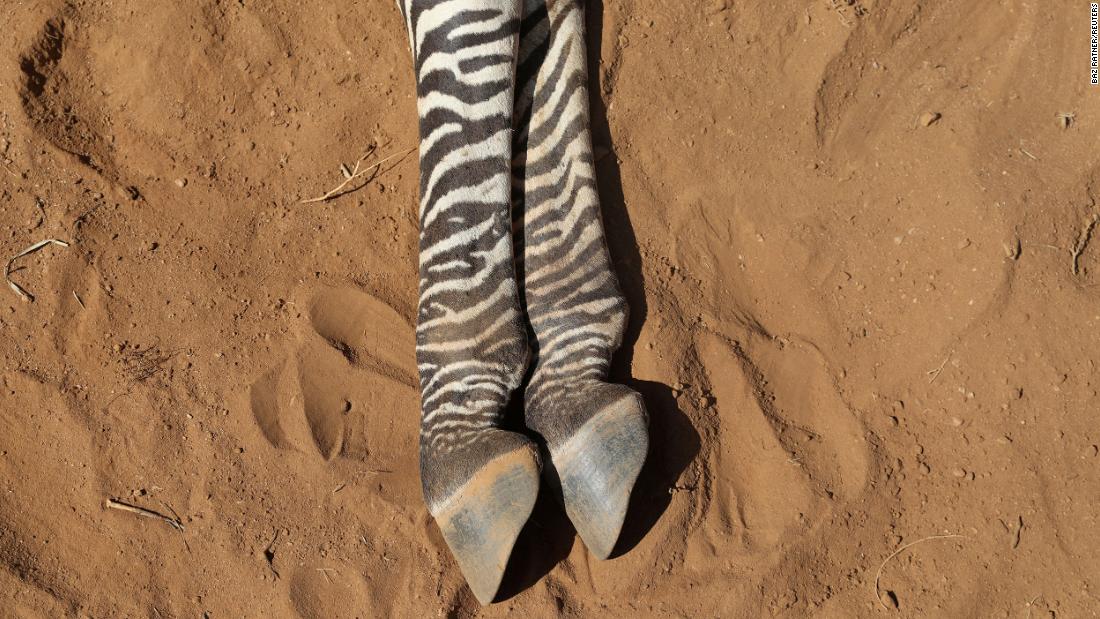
[513,0,649,561]
[397,0,542,603]
[395,0,649,599]
[398,0,534,503]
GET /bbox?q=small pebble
[881,590,899,610]
[918,111,942,127]
[175,178,188,188]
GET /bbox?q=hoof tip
[552,394,649,560]
[433,446,540,604]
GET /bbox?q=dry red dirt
[1,0,1098,617]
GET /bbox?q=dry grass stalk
[105,498,184,532]
[301,146,414,204]
[5,238,70,302]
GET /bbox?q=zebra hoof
[550,393,649,560]
[433,445,541,604]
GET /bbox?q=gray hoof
[433,445,541,604]
[550,394,649,559]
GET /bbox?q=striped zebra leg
[398,0,540,603]
[512,0,649,560]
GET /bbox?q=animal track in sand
[249,286,417,464]
[18,13,123,183]
[740,335,869,501]
[287,562,382,619]
[694,329,869,553]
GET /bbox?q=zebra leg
[399,0,540,603]
[512,0,649,560]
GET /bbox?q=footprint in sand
[246,286,421,617]
[248,286,418,464]
[693,330,869,553]
[739,335,869,501]
[19,15,125,184]
[287,562,383,619]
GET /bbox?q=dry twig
[5,238,70,302]
[105,498,184,532]
[316,567,339,583]
[1025,595,1043,619]
[301,146,413,204]
[120,345,176,383]
[926,354,950,384]
[874,533,968,611]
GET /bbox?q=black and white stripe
[512,0,637,451]
[398,0,534,508]
[395,0,648,599]
[511,0,650,562]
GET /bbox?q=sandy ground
[1,0,1099,617]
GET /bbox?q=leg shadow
[584,0,701,558]
[494,477,577,601]
[609,380,699,557]
[494,398,577,601]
